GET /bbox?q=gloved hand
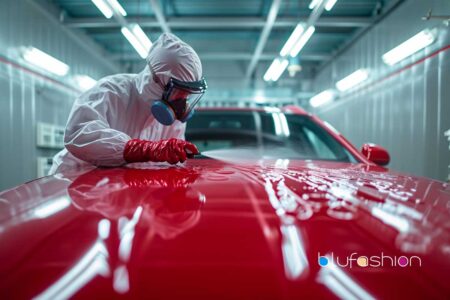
[123,138,199,164]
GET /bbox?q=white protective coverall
[49,33,202,174]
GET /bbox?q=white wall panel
[0,0,114,190]
[312,0,450,181]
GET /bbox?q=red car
[0,106,449,299]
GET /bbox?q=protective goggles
[151,76,207,126]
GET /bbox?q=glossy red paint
[361,143,391,166]
[0,158,449,299]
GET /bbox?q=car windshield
[186,110,358,163]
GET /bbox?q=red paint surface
[0,158,449,299]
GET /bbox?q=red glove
[123,138,199,164]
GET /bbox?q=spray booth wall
[312,0,450,181]
[0,0,115,190]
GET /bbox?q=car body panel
[1,158,449,299]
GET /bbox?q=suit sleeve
[64,86,131,167]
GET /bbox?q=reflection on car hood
[0,159,449,299]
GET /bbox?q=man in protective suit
[50,33,206,174]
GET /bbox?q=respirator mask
[150,66,207,126]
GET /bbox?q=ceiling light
[264,59,281,81]
[336,69,369,91]
[73,75,97,91]
[22,47,70,76]
[325,0,338,11]
[271,59,289,81]
[290,26,315,57]
[106,0,127,16]
[130,24,152,52]
[254,90,266,104]
[264,58,289,82]
[121,26,148,59]
[91,0,113,19]
[280,24,305,57]
[309,90,334,107]
[308,0,322,9]
[382,28,437,65]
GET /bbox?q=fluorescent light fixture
[22,47,70,76]
[325,0,338,11]
[254,96,266,104]
[130,24,152,52]
[264,58,289,82]
[121,24,152,59]
[91,0,113,18]
[382,28,437,65]
[309,90,334,107]
[336,69,369,91]
[73,75,97,91]
[106,0,127,16]
[121,26,148,59]
[290,26,315,57]
[254,90,266,104]
[308,0,322,9]
[280,24,305,57]
[264,59,281,81]
[272,59,289,81]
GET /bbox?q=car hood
[0,159,449,299]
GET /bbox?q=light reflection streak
[264,179,284,216]
[272,112,283,136]
[113,265,130,294]
[33,196,71,218]
[263,175,309,279]
[371,207,410,232]
[317,256,375,300]
[272,113,290,137]
[118,206,143,262]
[98,219,111,239]
[278,113,290,137]
[280,224,308,280]
[35,220,111,300]
[275,159,290,169]
[35,207,143,299]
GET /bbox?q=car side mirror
[361,143,390,166]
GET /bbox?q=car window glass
[187,112,256,130]
[285,114,351,161]
[303,127,337,159]
[186,111,357,162]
